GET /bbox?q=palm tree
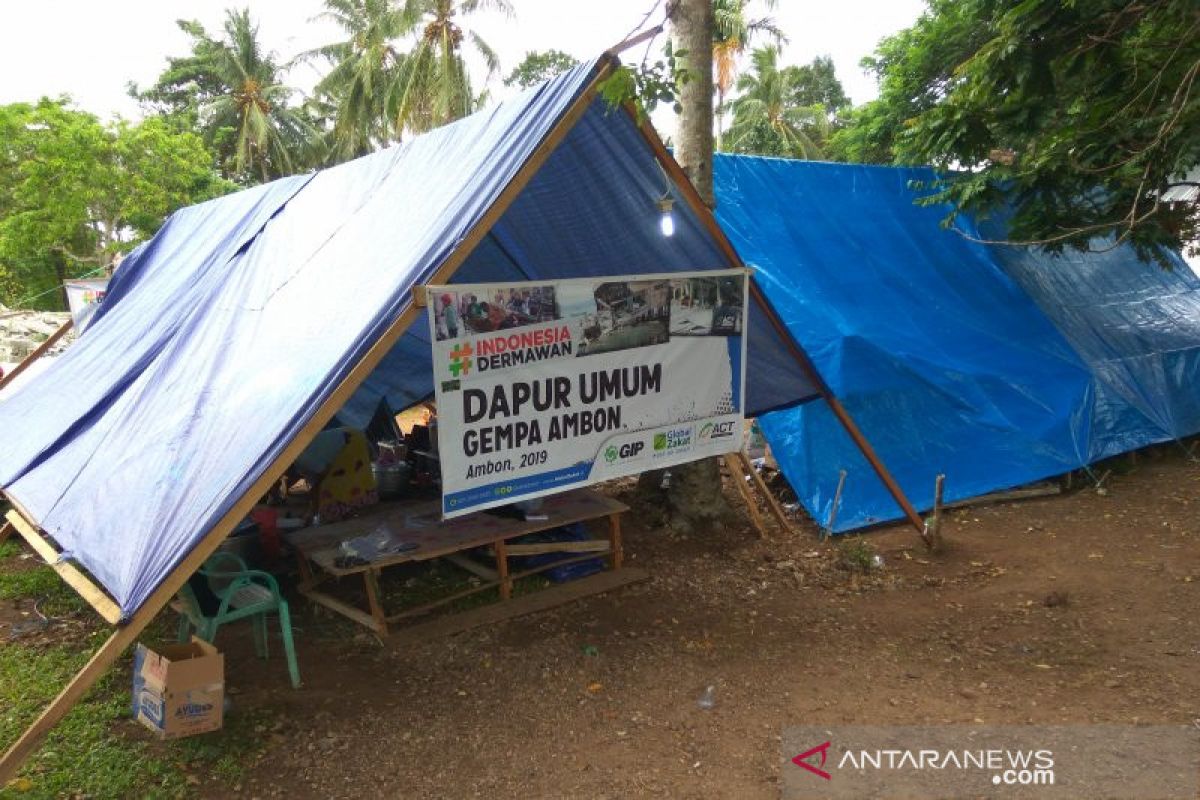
[727,47,829,159]
[300,0,412,162]
[712,0,784,149]
[199,10,321,182]
[389,0,513,136]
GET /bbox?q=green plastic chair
[175,552,301,689]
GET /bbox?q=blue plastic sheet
[715,154,1200,532]
[0,62,819,618]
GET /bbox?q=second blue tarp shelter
[715,154,1200,532]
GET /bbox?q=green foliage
[788,55,848,110]
[0,100,233,309]
[132,10,323,183]
[836,0,1200,262]
[389,0,513,137]
[598,44,692,122]
[712,0,786,147]
[503,49,579,89]
[836,536,875,574]
[301,0,413,162]
[725,47,835,159]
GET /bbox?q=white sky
[0,0,927,126]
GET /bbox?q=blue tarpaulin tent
[714,154,1200,532]
[0,60,846,626]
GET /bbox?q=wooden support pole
[725,453,767,538]
[738,451,791,534]
[0,521,13,545]
[0,318,73,392]
[0,59,620,786]
[747,279,928,543]
[6,510,122,624]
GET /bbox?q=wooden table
[286,490,628,636]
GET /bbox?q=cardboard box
[132,637,224,739]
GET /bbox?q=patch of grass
[0,541,22,560]
[0,560,266,797]
[837,536,876,574]
[0,643,185,799]
[0,567,87,618]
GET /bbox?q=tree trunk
[635,0,730,536]
[671,0,716,208]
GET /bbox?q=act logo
[448,343,473,377]
[792,740,832,781]
[699,420,736,441]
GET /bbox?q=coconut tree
[389,0,513,136]
[712,0,784,148]
[727,47,829,159]
[199,9,320,181]
[132,9,321,182]
[301,0,413,162]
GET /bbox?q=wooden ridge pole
[0,60,617,785]
[623,105,927,541]
[0,318,73,392]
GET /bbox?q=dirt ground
[195,451,1198,799]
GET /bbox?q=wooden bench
[286,489,627,636]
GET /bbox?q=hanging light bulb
[658,196,675,237]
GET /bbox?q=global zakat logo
[448,343,473,377]
[653,427,692,454]
[698,420,736,442]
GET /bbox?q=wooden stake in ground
[824,470,848,540]
[925,473,946,552]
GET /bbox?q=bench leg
[363,569,388,637]
[608,513,623,570]
[495,539,512,600]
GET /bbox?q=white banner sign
[428,269,748,518]
[63,279,109,333]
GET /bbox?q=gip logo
[448,343,473,377]
[604,445,619,463]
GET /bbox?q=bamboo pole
[0,60,618,786]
